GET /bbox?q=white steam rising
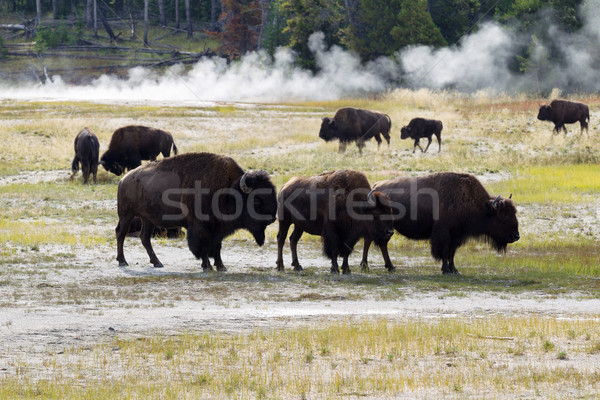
[2,0,600,102]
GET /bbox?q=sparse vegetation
[0,91,599,398]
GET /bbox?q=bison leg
[379,241,395,272]
[211,243,227,272]
[82,161,91,184]
[341,256,351,275]
[436,134,442,152]
[289,226,304,271]
[338,142,347,153]
[360,238,372,272]
[187,222,214,271]
[423,137,432,153]
[276,220,291,271]
[330,257,340,274]
[580,119,588,134]
[140,219,163,268]
[116,215,135,267]
[413,139,424,153]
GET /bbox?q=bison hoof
[330,267,339,274]
[342,268,351,275]
[216,265,227,272]
[118,261,128,267]
[153,263,164,268]
[360,262,369,272]
[386,265,396,272]
[293,264,303,272]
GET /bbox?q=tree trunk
[93,0,98,37]
[114,0,123,14]
[86,0,93,27]
[210,0,220,31]
[144,0,149,45]
[175,0,180,29]
[36,0,42,25]
[159,0,166,26]
[185,0,192,38]
[52,0,58,20]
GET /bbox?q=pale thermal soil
[1,238,600,379]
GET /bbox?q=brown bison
[537,99,589,135]
[276,170,395,274]
[360,172,520,274]
[71,127,100,184]
[100,125,178,176]
[319,108,391,154]
[400,118,443,153]
[115,152,277,270]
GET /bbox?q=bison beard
[100,125,179,176]
[537,99,589,135]
[115,153,277,271]
[276,170,395,274]
[318,108,391,154]
[360,172,520,274]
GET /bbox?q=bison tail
[89,136,99,163]
[172,141,179,155]
[71,156,79,173]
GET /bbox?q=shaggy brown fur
[361,172,520,274]
[276,170,394,274]
[537,99,589,135]
[71,127,100,184]
[115,152,277,271]
[100,125,178,175]
[319,108,392,154]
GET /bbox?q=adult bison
[276,170,395,274]
[537,99,589,135]
[115,152,277,271]
[360,172,520,274]
[400,118,443,153]
[71,127,100,184]
[319,108,392,154]
[100,125,178,176]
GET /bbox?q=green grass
[1,317,599,398]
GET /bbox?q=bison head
[236,170,278,246]
[537,105,553,121]
[400,126,412,139]
[484,195,520,251]
[319,117,337,142]
[100,154,125,176]
[360,190,395,246]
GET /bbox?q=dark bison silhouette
[71,127,100,184]
[400,118,443,153]
[360,172,520,274]
[115,152,277,271]
[319,108,392,154]
[100,125,178,176]
[276,170,394,274]
[537,99,589,135]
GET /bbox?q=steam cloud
[1,1,600,103]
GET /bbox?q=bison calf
[537,99,589,135]
[319,108,391,154]
[276,170,394,274]
[360,172,520,274]
[101,125,178,176]
[71,127,100,184]
[400,118,442,153]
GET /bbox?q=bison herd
[69,99,592,275]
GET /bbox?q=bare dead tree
[52,0,58,20]
[185,0,192,38]
[144,0,149,45]
[36,0,42,25]
[159,0,166,26]
[210,0,220,32]
[86,0,93,27]
[175,0,180,29]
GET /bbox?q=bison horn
[491,195,501,210]
[240,172,252,194]
[509,193,512,199]
[367,190,377,207]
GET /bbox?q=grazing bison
[319,108,392,154]
[537,99,589,135]
[115,152,277,270]
[71,127,100,184]
[360,172,520,274]
[276,170,395,274]
[100,125,178,176]
[400,118,443,153]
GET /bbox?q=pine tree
[391,0,446,49]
